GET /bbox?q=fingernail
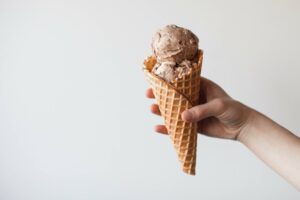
[182,110,193,122]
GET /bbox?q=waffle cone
[143,50,203,175]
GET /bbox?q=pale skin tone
[146,77,300,190]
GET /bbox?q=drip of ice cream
[151,24,199,82]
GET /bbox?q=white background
[0,0,300,199]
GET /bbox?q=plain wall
[0,0,300,199]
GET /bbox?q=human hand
[146,77,255,140]
[146,77,300,189]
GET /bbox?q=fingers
[147,93,166,134]
[146,88,155,98]
[182,98,228,123]
[150,104,161,116]
[146,88,160,115]
[146,88,167,135]
[154,125,168,135]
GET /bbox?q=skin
[146,77,300,190]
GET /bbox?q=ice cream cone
[143,50,203,175]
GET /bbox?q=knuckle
[213,98,227,111]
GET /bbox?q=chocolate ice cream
[151,25,199,83]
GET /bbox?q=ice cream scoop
[151,24,199,63]
[152,61,195,82]
[152,61,177,83]
[151,24,199,83]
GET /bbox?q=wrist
[236,107,260,144]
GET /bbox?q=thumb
[181,98,227,123]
